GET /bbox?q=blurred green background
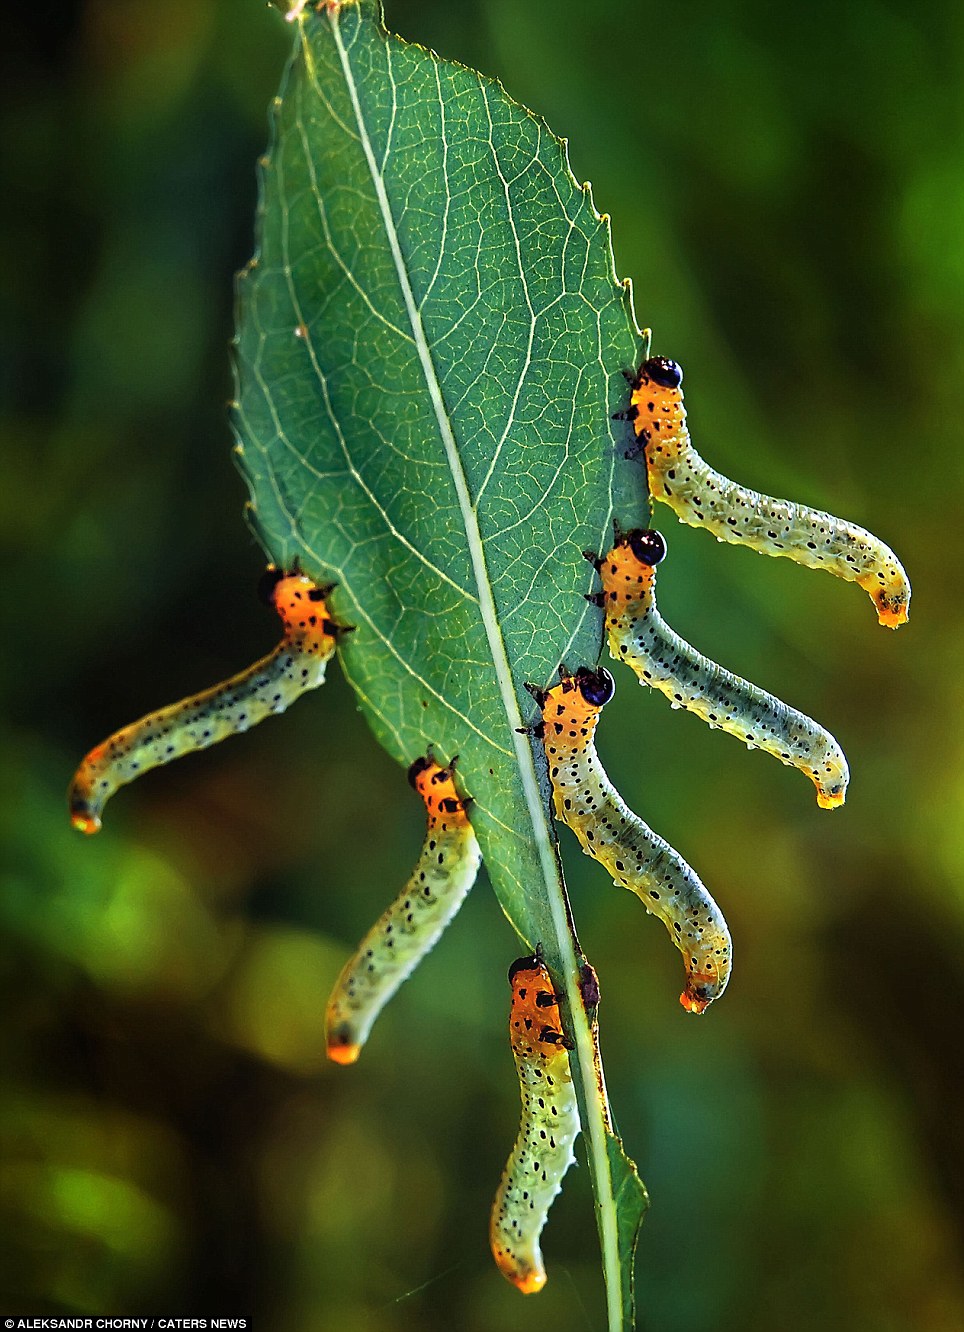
[2,1,962,1328]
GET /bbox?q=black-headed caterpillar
[69,569,342,833]
[589,528,850,809]
[625,356,911,628]
[325,756,481,1065]
[532,667,731,1013]
[490,953,579,1295]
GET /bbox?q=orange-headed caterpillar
[68,569,342,834]
[325,756,481,1065]
[624,356,911,627]
[532,667,731,1013]
[588,528,849,808]
[490,953,579,1295]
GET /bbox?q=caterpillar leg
[536,667,731,1012]
[325,756,481,1065]
[593,528,849,808]
[490,954,579,1294]
[68,569,342,833]
[628,356,911,628]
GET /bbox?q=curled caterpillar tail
[593,529,849,808]
[535,666,731,1012]
[490,955,579,1294]
[628,356,911,628]
[325,756,481,1064]
[68,570,340,834]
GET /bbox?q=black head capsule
[256,565,286,607]
[642,356,683,389]
[508,953,542,984]
[575,666,616,709]
[627,528,668,566]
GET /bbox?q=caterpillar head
[630,355,687,441]
[599,528,668,600]
[507,955,573,1056]
[407,755,469,823]
[264,570,341,647]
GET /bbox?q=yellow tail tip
[326,1041,360,1066]
[510,1269,547,1295]
[71,813,101,835]
[816,790,845,811]
[679,990,709,1015]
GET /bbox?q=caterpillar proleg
[490,954,579,1295]
[532,667,731,1013]
[68,569,341,833]
[590,529,850,808]
[325,756,481,1065]
[627,356,911,627]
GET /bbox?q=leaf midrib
[320,10,625,1327]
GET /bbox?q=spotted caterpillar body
[325,757,481,1065]
[490,955,579,1295]
[68,570,340,834]
[628,357,911,628]
[534,668,731,1013]
[591,529,849,808]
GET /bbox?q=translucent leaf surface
[233,2,648,1324]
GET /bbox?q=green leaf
[233,2,648,1325]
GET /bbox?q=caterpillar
[68,568,342,834]
[490,953,579,1296]
[624,356,911,628]
[588,528,849,809]
[325,756,482,1065]
[532,667,731,1013]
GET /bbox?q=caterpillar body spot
[325,756,481,1065]
[68,571,340,834]
[490,955,579,1296]
[629,357,911,627]
[537,667,731,1013]
[596,529,849,809]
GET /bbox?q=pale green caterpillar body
[69,570,340,834]
[490,955,579,1295]
[533,668,731,1013]
[627,357,911,628]
[590,528,849,808]
[325,757,481,1065]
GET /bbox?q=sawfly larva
[623,356,911,627]
[69,569,342,833]
[325,756,481,1065]
[531,667,731,1013]
[490,953,579,1295]
[588,528,849,808]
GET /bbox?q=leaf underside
[233,2,648,1325]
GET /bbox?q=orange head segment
[406,756,471,825]
[259,567,340,647]
[599,529,667,605]
[630,355,687,441]
[537,666,616,732]
[507,956,571,1058]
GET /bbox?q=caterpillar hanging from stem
[490,951,580,1295]
[325,755,481,1065]
[530,666,731,1014]
[619,356,911,628]
[587,527,850,809]
[68,568,345,833]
